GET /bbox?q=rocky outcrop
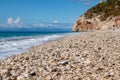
[72,16,120,32]
[72,0,120,32]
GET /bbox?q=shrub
[84,0,120,21]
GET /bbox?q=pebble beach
[0,30,120,80]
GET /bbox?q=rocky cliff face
[72,0,120,32]
[72,16,120,32]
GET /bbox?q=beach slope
[0,30,120,80]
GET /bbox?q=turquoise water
[0,31,75,59]
[0,31,71,38]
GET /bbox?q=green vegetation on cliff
[84,0,120,21]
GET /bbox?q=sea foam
[0,34,64,59]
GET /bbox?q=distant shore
[0,30,120,80]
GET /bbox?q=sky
[0,0,99,31]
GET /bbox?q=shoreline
[0,32,77,60]
[0,33,81,61]
[0,30,120,80]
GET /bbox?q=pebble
[59,61,69,66]
[0,30,120,80]
[51,68,61,72]
[30,72,36,76]
[17,75,25,80]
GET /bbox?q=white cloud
[14,17,20,24]
[33,23,45,27]
[33,22,72,29]
[33,23,54,27]
[7,17,13,25]
[53,20,59,23]
[86,2,90,6]
[6,17,27,27]
[73,0,96,6]
[0,17,72,30]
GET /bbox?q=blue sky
[0,0,99,31]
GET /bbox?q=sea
[0,31,77,59]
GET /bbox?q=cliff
[72,0,120,32]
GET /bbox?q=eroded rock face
[72,16,120,32]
